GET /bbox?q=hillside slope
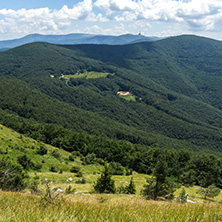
[0,35,222,154]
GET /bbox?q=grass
[119,94,136,102]
[60,71,113,80]
[1,191,222,221]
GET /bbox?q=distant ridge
[0,33,161,50]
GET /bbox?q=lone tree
[141,158,174,200]
[94,163,116,193]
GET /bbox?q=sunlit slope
[0,36,222,154]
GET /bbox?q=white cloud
[84,23,129,35]
[0,0,222,40]
[0,0,97,38]
[94,0,222,32]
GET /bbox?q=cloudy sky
[0,0,222,40]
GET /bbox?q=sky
[0,0,222,41]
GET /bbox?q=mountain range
[0,33,161,51]
[1,34,222,156]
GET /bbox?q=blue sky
[0,0,77,10]
[0,0,222,40]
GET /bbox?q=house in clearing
[117,91,132,96]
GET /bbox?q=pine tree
[125,177,136,194]
[94,163,116,193]
[178,188,187,203]
[141,158,174,200]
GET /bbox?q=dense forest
[1,35,222,188]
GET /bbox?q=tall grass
[1,192,222,221]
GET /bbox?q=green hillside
[1,35,222,156]
[0,124,79,172]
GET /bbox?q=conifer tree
[94,163,116,193]
[125,177,136,194]
[141,158,174,200]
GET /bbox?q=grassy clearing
[60,71,113,80]
[1,191,222,222]
[119,94,136,101]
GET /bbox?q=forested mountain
[0,33,159,51]
[1,35,222,156]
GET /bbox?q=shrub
[40,178,63,205]
[75,171,83,177]
[82,153,96,165]
[197,185,220,199]
[29,180,40,195]
[17,154,33,170]
[32,163,42,171]
[75,178,86,184]
[110,162,125,175]
[51,150,61,159]
[124,177,136,194]
[68,154,75,162]
[0,157,27,191]
[49,166,57,172]
[70,166,80,173]
[177,188,187,203]
[36,145,48,155]
[117,178,136,194]
[65,185,76,194]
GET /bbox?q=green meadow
[118,94,136,102]
[60,71,113,80]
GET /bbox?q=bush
[36,145,48,155]
[70,166,80,173]
[17,154,33,170]
[32,163,42,171]
[110,162,125,175]
[51,150,61,159]
[0,157,27,191]
[75,171,83,177]
[117,178,136,194]
[68,154,75,162]
[49,166,57,172]
[124,177,136,194]
[75,178,86,184]
[65,185,76,194]
[29,180,40,195]
[177,188,187,203]
[197,185,220,199]
[82,153,96,165]
[40,178,63,205]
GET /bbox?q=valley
[1,34,222,221]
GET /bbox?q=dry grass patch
[1,191,222,221]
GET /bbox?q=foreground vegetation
[0,123,222,221]
[1,189,222,221]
